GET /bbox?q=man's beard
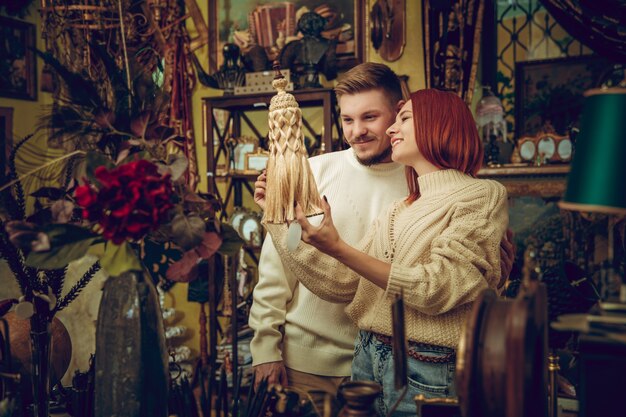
[355,145,392,166]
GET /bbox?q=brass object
[414,394,459,417]
[456,249,549,417]
[337,381,381,417]
[370,0,406,62]
[510,145,523,164]
[517,132,572,165]
[548,351,560,417]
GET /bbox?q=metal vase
[338,381,381,417]
[94,270,168,417]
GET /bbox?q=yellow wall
[0,9,53,140]
[366,0,426,92]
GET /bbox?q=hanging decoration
[422,0,485,104]
[263,64,323,224]
[39,0,200,188]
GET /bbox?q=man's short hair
[334,63,403,107]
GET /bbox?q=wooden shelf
[477,164,570,199]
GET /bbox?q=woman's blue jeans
[351,330,457,416]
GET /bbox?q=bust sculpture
[279,11,337,89]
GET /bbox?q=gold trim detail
[558,201,626,215]
[584,87,626,97]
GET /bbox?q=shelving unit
[199,89,342,416]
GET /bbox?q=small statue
[194,43,245,94]
[226,137,237,171]
[279,12,337,89]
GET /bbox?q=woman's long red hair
[405,89,483,203]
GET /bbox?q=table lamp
[558,85,626,301]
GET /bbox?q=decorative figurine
[279,12,338,89]
[226,137,237,172]
[195,43,245,94]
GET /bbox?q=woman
[263,89,508,415]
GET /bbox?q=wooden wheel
[457,280,549,417]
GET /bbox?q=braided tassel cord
[263,77,323,223]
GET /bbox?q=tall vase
[29,313,51,417]
[94,270,169,417]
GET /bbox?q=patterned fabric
[422,0,485,104]
[540,0,626,62]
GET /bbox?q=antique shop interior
[1,0,625,416]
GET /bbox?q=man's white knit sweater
[266,170,508,348]
[249,149,407,377]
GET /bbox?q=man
[249,63,514,395]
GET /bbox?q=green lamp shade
[560,88,626,215]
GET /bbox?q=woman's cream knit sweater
[266,169,508,348]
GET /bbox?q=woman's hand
[254,171,267,210]
[294,196,344,257]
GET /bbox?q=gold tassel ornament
[263,63,323,224]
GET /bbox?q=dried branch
[53,261,101,313]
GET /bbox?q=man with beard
[249,63,514,396]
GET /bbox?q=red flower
[74,160,174,244]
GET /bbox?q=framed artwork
[0,106,13,178]
[244,151,269,173]
[515,55,611,139]
[0,17,37,101]
[230,136,258,172]
[208,0,365,71]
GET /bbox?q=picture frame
[0,17,37,101]
[0,106,13,178]
[239,212,264,248]
[208,0,365,72]
[244,151,269,173]
[514,55,611,139]
[231,136,258,172]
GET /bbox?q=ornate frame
[208,0,366,71]
[514,55,610,138]
[0,17,37,101]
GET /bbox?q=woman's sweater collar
[417,169,473,197]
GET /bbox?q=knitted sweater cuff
[386,263,420,298]
[251,345,283,367]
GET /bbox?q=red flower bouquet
[75,160,174,244]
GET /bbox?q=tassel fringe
[264,104,322,224]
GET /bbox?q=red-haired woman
[264,89,509,415]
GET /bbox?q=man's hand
[498,229,515,289]
[253,361,288,391]
[254,171,267,210]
